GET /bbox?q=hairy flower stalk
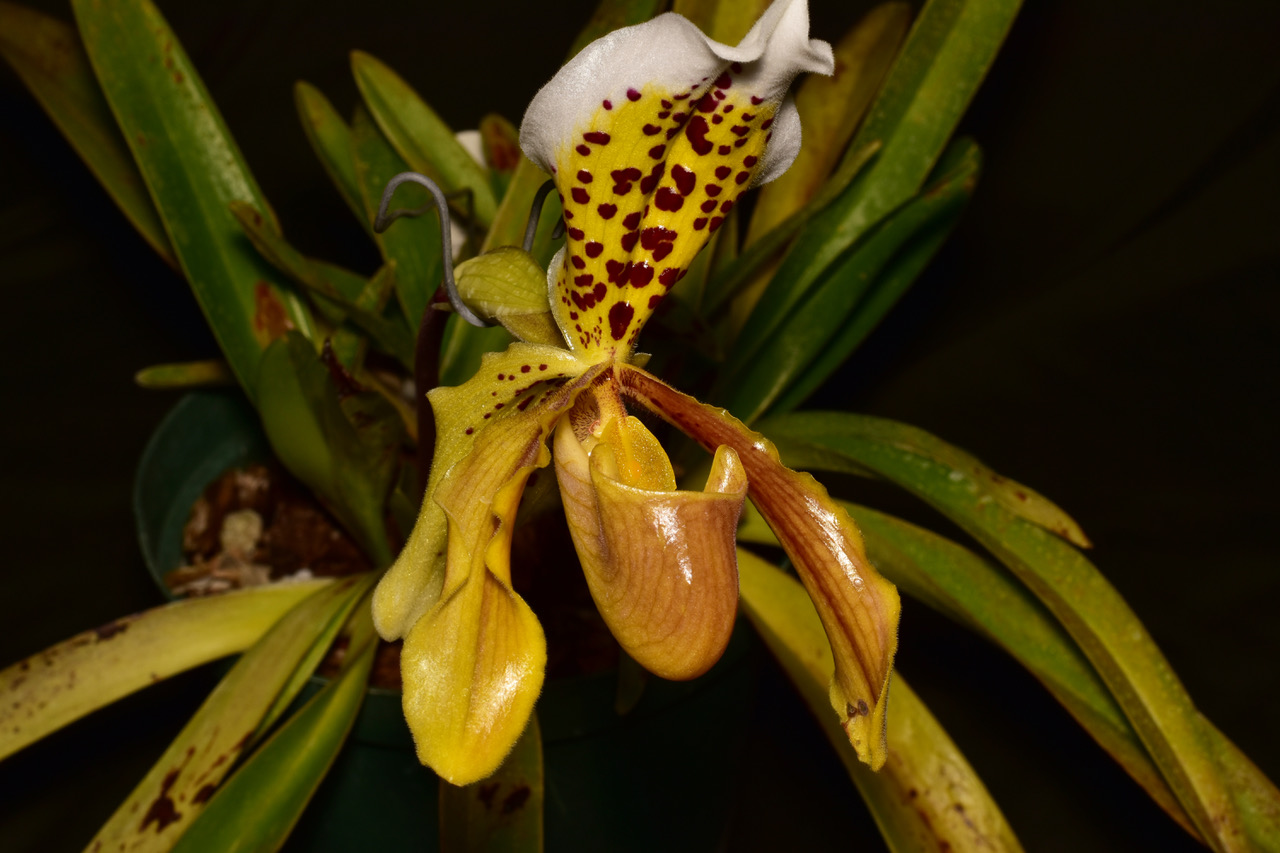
[372,0,900,785]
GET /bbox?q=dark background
[1,0,1277,849]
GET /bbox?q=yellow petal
[372,343,585,641]
[554,401,746,680]
[619,363,899,769]
[398,360,607,784]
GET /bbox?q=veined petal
[521,0,833,360]
[618,363,899,769]
[554,398,745,680]
[397,360,607,784]
[373,342,585,641]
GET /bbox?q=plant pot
[134,390,754,851]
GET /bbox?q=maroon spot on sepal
[643,124,661,135]
[621,231,640,252]
[742,113,754,122]
[685,116,713,156]
[735,171,750,185]
[734,139,748,148]
[648,144,666,159]
[578,169,593,183]
[648,293,663,309]
[657,111,670,119]
[606,259,628,283]
[576,144,591,156]
[652,243,673,262]
[608,302,634,340]
[715,165,731,180]
[629,262,654,287]
[585,241,604,258]
[666,127,681,140]
[627,88,642,101]
[730,125,748,137]
[572,187,590,204]
[714,90,726,101]
[661,99,672,109]
[574,273,593,288]
[603,99,613,110]
[572,255,586,269]
[712,115,723,125]
[672,112,687,124]
[743,155,758,167]
[567,227,585,240]
[597,203,618,219]
[672,165,696,196]
[723,104,735,114]
[705,184,722,197]
[720,200,735,214]
[564,210,574,219]
[696,93,718,114]
[693,218,708,231]
[583,131,610,145]
[761,118,774,129]
[700,199,717,213]
[751,95,764,105]
[659,268,680,287]
[714,72,732,90]
[593,282,607,302]
[718,145,732,155]
[654,187,684,211]
[709,216,724,231]
[674,92,690,101]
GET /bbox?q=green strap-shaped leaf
[294,81,372,239]
[737,548,1023,852]
[70,0,313,402]
[757,412,1257,851]
[87,576,369,852]
[351,50,497,228]
[739,502,1199,838]
[135,359,234,390]
[716,138,980,425]
[0,1,174,266]
[439,713,544,853]
[256,334,401,567]
[229,200,415,369]
[170,596,378,853]
[0,580,330,762]
[731,0,1020,388]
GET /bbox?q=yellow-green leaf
[737,548,1022,853]
[294,81,371,238]
[135,359,234,390]
[170,598,377,853]
[88,576,368,852]
[0,580,329,762]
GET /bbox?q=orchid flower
[371,0,900,786]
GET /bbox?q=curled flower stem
[522,180,557,254]
[374,171,489,328]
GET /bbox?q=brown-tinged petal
[554,401,746,680]
[394,354,606,785]
[618,363,899,769]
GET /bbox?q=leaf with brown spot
[87,576,368,852]
[439,713,543,853]
[0,581,329,762]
